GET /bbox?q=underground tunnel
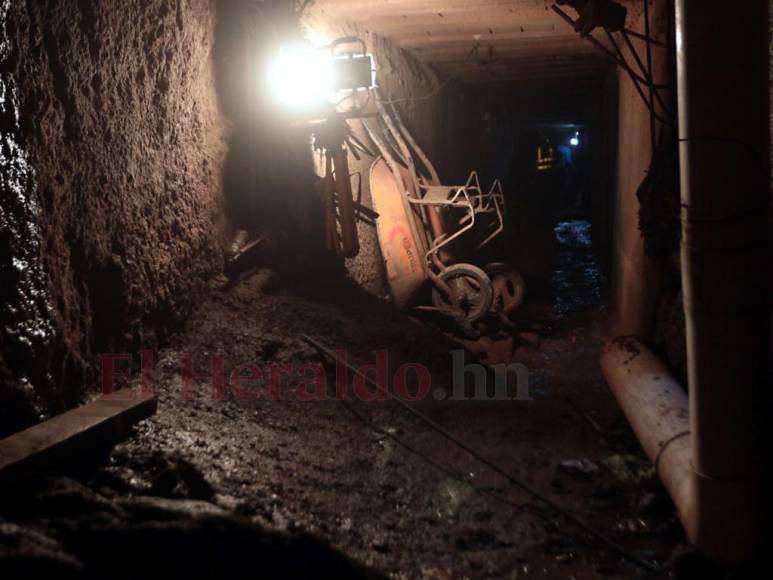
[0,0,770,578]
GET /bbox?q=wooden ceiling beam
[414,46,605,64]
[393,32,608,51]
[312,0,555,17]
[408,38,601,53]
[440,62,608,78]
[442,64,608,78]
[305,0,626,88]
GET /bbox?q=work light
[267,43,334,110]
[266,37,374,112]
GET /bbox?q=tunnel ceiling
[307,0,642,87]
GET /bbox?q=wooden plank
[441,61,608,75]
[398,31,610,50]
[312,0,639,13]
[453,71,609,89]
[440,63,608,82]
[313,0,542,14]
[311,0,618,20]
[427,52,606,67]
[333,14,563,31]
[411,37,601,55]
[0,390,157,487]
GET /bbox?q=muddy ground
[1,222,697,579]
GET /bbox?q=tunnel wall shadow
[212,0,323,258]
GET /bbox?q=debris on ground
[559,458,600,477]
[603,454,657,484]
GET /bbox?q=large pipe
[605,0,770,564]
[602,334,767,562]
[675,0,770,563]
[600,338,694,533]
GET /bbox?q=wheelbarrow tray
[369,157,428,309]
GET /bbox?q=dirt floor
[0,221,692,579]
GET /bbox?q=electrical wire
[602,29,674,127]
[551,5,672,90]
[334,382,533,516]
[302,335,665,575]
[377,78,452,105]
[551,3,676,130]
[619,30,672,119]
[623,26,666,48]
[643,0,658,153]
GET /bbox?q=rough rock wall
[1,0,226,435]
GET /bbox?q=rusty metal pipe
[332,147,360,257]
[323,153,340,254]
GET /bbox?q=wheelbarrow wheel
[431,263,493,323]
[484,262,526,315]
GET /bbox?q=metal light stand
[308,37,377,259]
[315,114,360,258]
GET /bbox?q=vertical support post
[676,0,770,562]
[333,146,360,258]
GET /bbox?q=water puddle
[550,220,604,321]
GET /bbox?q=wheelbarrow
[364,89,524,326]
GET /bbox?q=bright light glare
[267,43,333,110]
[305,30,330,48]
[570,133,580,146]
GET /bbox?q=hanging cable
[643,0,658,153]
[551,5,672,90]
[551,4,674,128]
[377,78,452,105]
[620,30,671,118]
